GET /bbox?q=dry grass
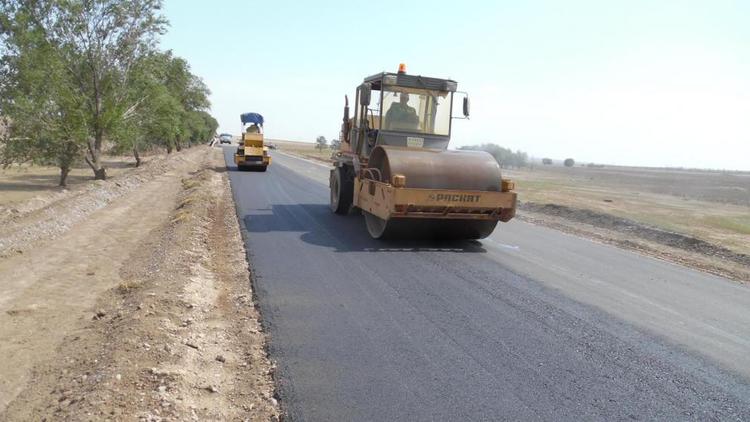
[116,280,144,294]
[505,165,750,256]
[181,178,201,189]
[172,172,211,224]
[272,139,334,162]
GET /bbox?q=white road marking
[484,238,520,250]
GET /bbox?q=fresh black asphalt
[223,147,750,421]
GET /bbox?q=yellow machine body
[330,68,517,239]
[351,146,516,239]
[234,133,271,171]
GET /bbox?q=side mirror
[360,84,371,106]
[462,96,470,118]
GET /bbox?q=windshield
[380,87,452,135]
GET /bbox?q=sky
[161,0,750,170]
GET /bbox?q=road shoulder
[0,147,279,421]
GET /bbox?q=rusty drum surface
[363,146,503,240]
[367,146,502,190]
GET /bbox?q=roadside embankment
[1,150,198,257]
[0,146,279,421]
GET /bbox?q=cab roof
[363,72,458,92]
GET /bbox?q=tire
[330,166,353,214]
[259,165,268,172]
[364,211,389,239]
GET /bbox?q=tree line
[0,0,218,186]
[459,143,529,169]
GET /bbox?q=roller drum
[364,146,503,240]
[367,146,502,191]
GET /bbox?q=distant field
[275,141,750,258]
[518,164,750,206]
[270,139,334,162]
[505,165,750,256]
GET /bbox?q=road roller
[330,64,517,239]
[235,112,271,171]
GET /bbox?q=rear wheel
[330,166,353,214]
[364,212,390,239]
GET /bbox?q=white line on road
[483,238,521,250]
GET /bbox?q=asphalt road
[223,147,750,421]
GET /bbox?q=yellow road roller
[330,65,517,239]
[234,112,271,171]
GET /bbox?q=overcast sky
[162,0,750,170]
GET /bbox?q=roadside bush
[564,158,575,167]
[460,143,529,169]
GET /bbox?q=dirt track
[0,147,279,420]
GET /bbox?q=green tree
[316,135,327,150]
[511,149,528,168]
[459,143,529,169]
[564,158,575,167]
[1,0,167,179]
[2,2,217,182]
[116,51,213,161]
[161,55,210,151]
[112,51,173,164]
[0,6,87,186]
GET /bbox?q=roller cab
[330,65,518,239]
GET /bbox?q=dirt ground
[0,155,144,206]
[0,146,279,421]
[276,141,750,282]
[0,151,206,258]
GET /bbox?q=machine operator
[385,92,419,131]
